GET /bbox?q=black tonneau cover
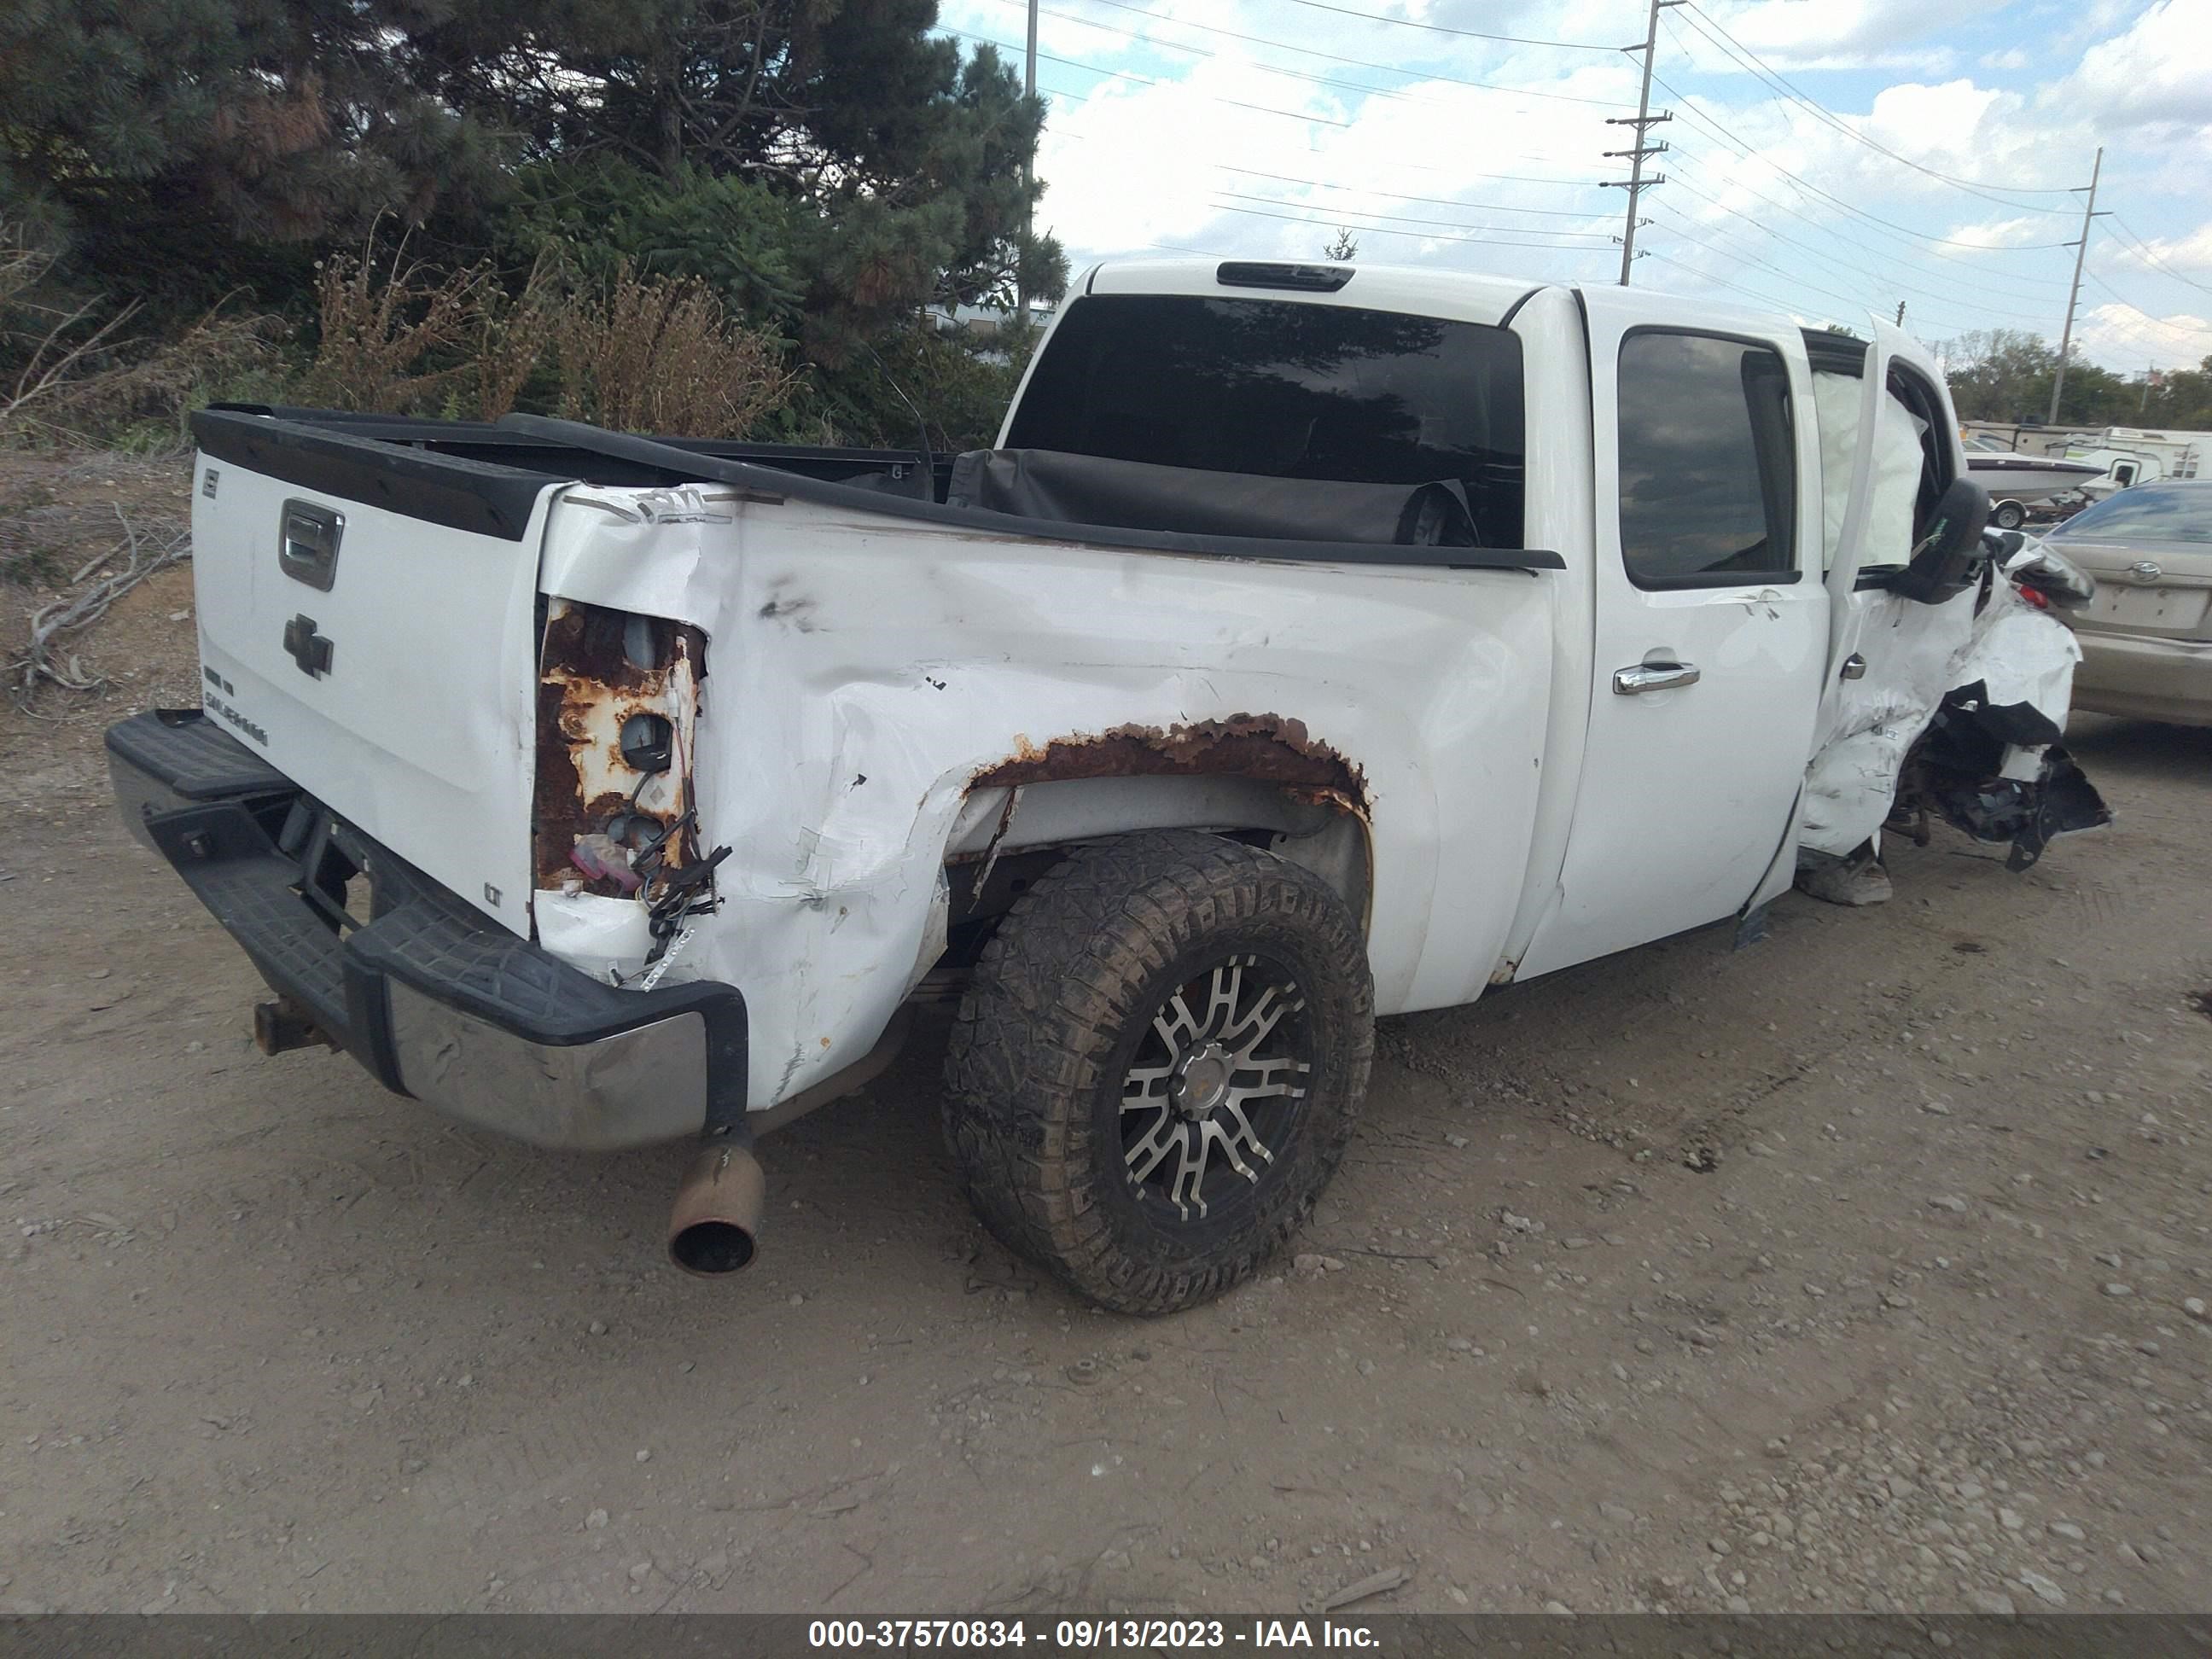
[946,449,1481,548]
[189,408,1562,573]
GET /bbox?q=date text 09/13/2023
[806,1618,1382,1649]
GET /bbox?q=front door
[1516,293,1827,979]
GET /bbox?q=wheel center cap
[1172,1041,1234,1120]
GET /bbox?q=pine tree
[420,1,1065,360]
[0,0,508,307]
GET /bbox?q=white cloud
[1688,0,1997,70]
[2108,221,2212,276]
[2075,300,2212,365]
[1944,215,2059,249]
[969,0,2212,369]
[2044,0,2212,129]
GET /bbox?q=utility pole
[1895,301,1906,327]
[2048,145,2108,426]
[1018,0,1039,320]
[1602,0,1683,285]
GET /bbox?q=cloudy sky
[935,0,2212,372]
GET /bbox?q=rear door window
[1616,331,1797,586]
[1009,294,1525,548]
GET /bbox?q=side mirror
[1891,477,1992,604]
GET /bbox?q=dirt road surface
[3,464,2209,1617]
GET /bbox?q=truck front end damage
[1798,331,2110,900]
[1887,563,2111,870]
[1802,560,2110,894]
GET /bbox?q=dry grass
[300,236,485,413]
[552,264,794,438]
[6,221,795,450]
[300,247,791,436]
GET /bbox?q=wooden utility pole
[1895,301,1906,327]
[1602,0,1682,285]
[2049,146,2108,426]
[1018,0,1039,319]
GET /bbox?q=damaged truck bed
[108,257,2106,1313]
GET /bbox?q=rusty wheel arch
[969,714,1368,820]
[958,715,1374,930]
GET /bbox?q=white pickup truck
[108,259,2108,1313]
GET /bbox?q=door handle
[1612,660,1701,696]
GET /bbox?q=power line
[1661,166,2074,324]
[1662,145,2070,307]
[982,8,1584,114]
[1644,209,1896,317]
[1217,166,1610,218]
[945,27,1354,125]
[2106,215,2212,300]
[1032,81,1605,194]
[1214,189,1618,242]
[2068,289,2212,361]
[991,0,1636,108]
[1675,2,2075,212]
[2081,272,2212,337]
[1269,0,1623,52]
[1640,247,1844,315]
[1040,158,1618,251]
[1204,200,1615,255]
[1646,61,2075,262]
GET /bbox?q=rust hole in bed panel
[534,602,707,894]
[970,714,1368,818]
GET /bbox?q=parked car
[2041,480,2212,726]
[106,259,2106,1314]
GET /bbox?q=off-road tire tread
[943,830,1374,1315]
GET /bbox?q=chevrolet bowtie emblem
[282,614,334,678]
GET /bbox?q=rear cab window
[1007,294,1527,549]
[1615,331,1798,587]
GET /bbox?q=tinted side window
[1617,332,1797,586]
[1008,294,1525,548]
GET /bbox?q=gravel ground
[2,463,2209,1618]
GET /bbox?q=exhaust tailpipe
[668,1132,766,1277]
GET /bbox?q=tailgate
[189,414,563,935]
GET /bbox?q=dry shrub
[0,218,48,312]
[3,218,140,439]
[34,310,280,445]
[3,215,280,448]
[301,237,484,413]
[552,264,794,438]
[471,255,560,422]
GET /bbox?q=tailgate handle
[279,500,344,592]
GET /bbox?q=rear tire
[943,830,1374,1314]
